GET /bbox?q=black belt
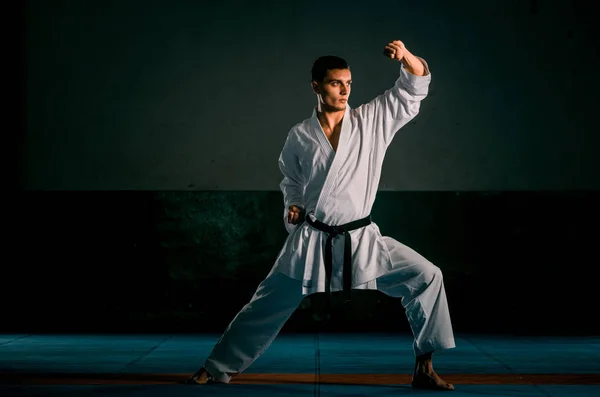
[306,213,372,302]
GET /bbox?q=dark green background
[14,0,600,336]
[23,0,600,190]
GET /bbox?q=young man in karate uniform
[188,40,456,391]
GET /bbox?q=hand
[383,40,408,61]
[287,205,305,225]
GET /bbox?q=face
[312,68,352,112]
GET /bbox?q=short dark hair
[311,55,349,83]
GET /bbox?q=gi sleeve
[356,56,431,148]
[278,130,305,234]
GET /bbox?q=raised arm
[278,129,305,233]
[355,40,431,147]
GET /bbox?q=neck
[316,103,345,131]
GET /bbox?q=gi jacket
[270,58,431,295]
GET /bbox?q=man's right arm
[278,130,305,233]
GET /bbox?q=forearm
[401,50,426,76]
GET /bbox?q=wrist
[400,51,425,76]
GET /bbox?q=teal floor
[1,333,599,396]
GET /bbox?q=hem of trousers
[414,337,457,357]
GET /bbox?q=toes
[412,376,455,391]
[185,368,213,385]
[185,376,207,385]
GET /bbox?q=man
[188,40,456,391]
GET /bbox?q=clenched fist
[383,40,408,61]
[287,205,305,225]
[383,40,426,76]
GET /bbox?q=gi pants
[203,237,456,383]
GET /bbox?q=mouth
[339,99,347,102]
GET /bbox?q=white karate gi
[203,58,456,383]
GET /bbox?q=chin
[324,102,346,112]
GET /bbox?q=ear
[312,81,320,94]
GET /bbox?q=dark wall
[16,0,600,336]
[5,191,598,335]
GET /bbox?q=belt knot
[329,225,346,236]
[305,212,372,303]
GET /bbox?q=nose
[340,84,349,95]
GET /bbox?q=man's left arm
[355,40,431,147]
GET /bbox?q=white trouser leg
[204,272,304,383]
[376,237,456,356]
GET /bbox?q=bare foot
[412,352,454,391]
[185,368,217,385]
[412,371,454,391]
